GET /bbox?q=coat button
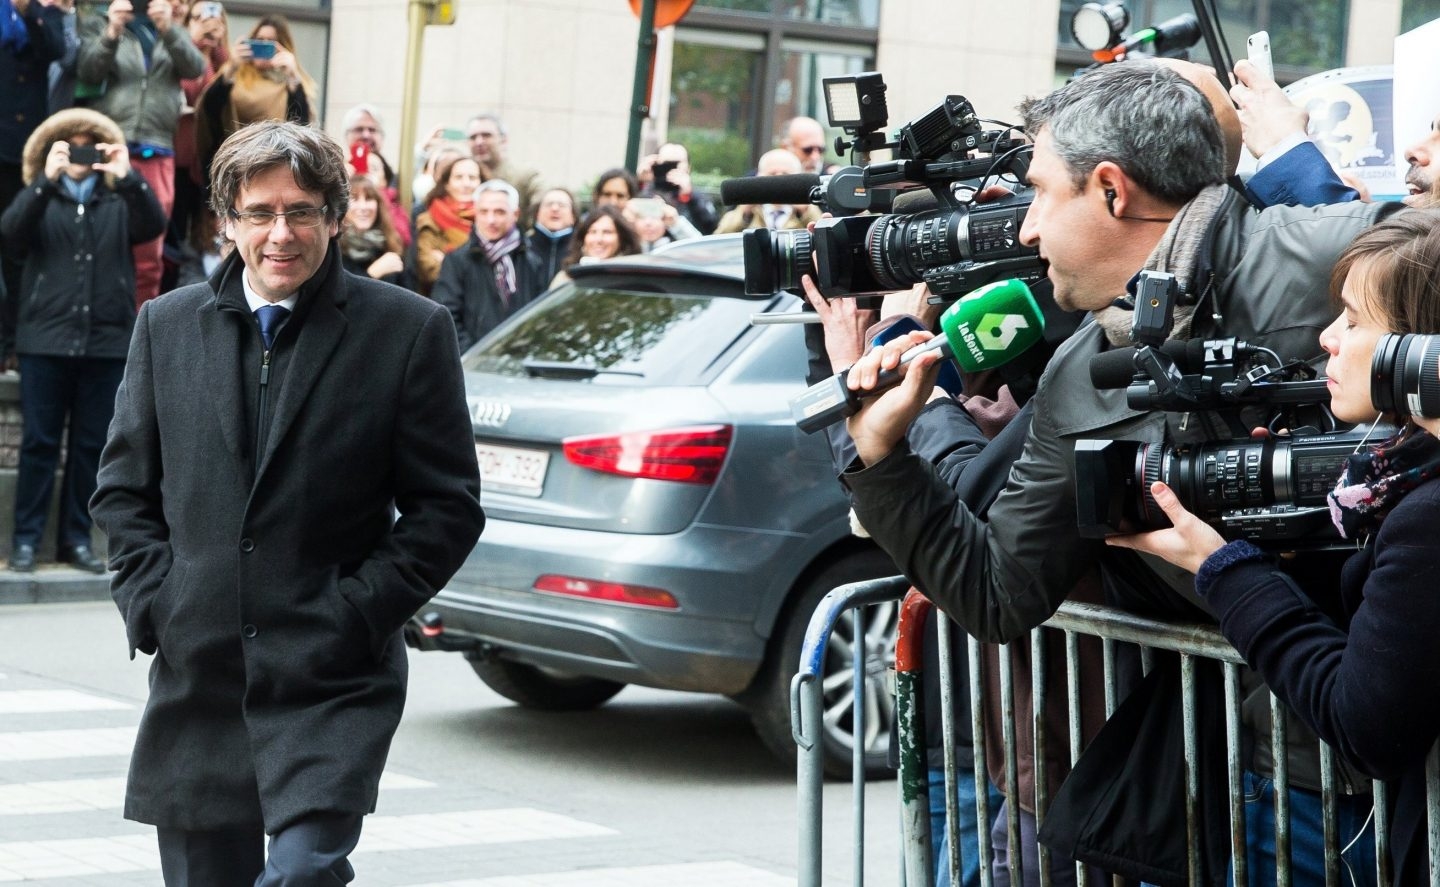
[239,538,254,552]
[242,624,258,638]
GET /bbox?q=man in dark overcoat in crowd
[91,120,485,886]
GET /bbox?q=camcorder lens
[865,210,966,292]
[741,228,813,296]
[1076,429,1376,547]
[1371,332,1440,419]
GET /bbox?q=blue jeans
[1237,770,1377,887]
[930,766,1003,887]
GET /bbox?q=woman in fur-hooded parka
[1,107,166,359]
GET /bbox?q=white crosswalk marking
[0,776,124,815]
[0,834,157,882]
[0,726,135,761]
[403,863,796,886]
[0,690,132,714]
[358,809,614,853]
[0,810,615,880]
[0,770,434,815]
[0,667,797,885]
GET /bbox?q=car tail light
[561,425,732,484]
[533,574,680,609]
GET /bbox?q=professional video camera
[729,72,1043,302]
[1074,272,1392,549]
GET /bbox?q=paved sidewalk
[0,567,110,606]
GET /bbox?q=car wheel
[466,655,626,711]
[745,550,899,779]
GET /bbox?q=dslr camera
[737,72,1043,302]
[1073,272,1422,549]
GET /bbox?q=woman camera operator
[1108,209,1440,882]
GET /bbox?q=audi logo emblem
[468,399,511,428]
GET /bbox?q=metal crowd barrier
[792,576,1440,887]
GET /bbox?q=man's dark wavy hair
[210,121,350,224]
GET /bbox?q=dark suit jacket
[92,245,485,832]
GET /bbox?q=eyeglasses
[230,206,329,229]
[799,145,825,155]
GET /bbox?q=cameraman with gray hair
[838,60,1398,883]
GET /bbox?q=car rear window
[463,282,773,386]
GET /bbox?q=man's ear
[1091,161,1128,199]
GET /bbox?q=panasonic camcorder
[1074,273,1440,549]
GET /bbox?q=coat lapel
[196,266,247,460]
[254,254,349,481]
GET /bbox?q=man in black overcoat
[91,120,486,886]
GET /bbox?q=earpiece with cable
[1105,188,1174,223]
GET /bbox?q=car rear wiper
[521,359,644,379]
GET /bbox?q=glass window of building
[670,31,766,181]
[1055,0,1349,82]
[771,39,873,163]
[782,0,880,28]
[674,2,880,179]
[1402,4,1440,32]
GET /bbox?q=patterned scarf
[339,227,387,266]
[0,0,27,52]
[1327,426,1440,539]
[479,227,522,306]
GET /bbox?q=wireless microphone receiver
[790,278,1045,433]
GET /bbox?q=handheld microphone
[791,278,1045,433]
[719,174,821,207]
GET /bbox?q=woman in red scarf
[413,155,481,296]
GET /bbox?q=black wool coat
[91,246,485,832]
[1,173,166,358]
[430,230,545,353]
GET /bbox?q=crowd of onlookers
[0,0,835,573]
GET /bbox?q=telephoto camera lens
[1076,428,1378,546]
[860,196,1033,293]
[1371,333,1440,419]
[742,228,814,296]
[865,211,966,292]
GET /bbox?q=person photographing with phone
[76,0,206,309]
[194,14,313,180]
[1107,210,1440,884]
[639,142,718,235]
[0,107,165,573]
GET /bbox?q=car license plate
[475,443,550,497]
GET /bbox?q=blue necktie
[255,305,290,352]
